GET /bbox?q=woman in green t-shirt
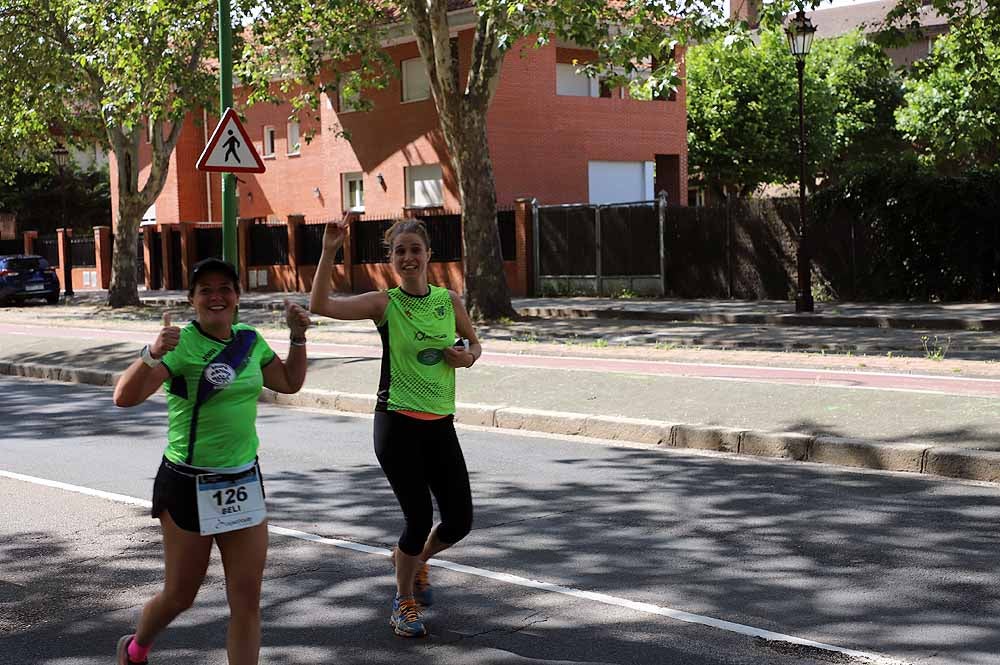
[112,258,311,665]
[310,216,482,638]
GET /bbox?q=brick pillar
[142,228,154,289]
[57,228,74,294]
[287,214,303,291]
[237,218,250,291]
[513,198,533,297]
[179,222,193,290]
[23,231,37,255]
[159,225,173,291]
[94,226,112,289]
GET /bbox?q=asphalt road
[2,378,1000,664]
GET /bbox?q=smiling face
[390,232,431,281]
[189,272,239,331]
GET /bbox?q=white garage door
[588,161,655,204]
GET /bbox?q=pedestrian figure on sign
[223,129,241,163]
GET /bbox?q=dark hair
[189,257,241,296]
[383,219,431,256]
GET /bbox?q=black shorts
[151,457,265,533]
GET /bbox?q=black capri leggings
[374,410,473,556]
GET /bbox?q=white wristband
[140,344,163,368]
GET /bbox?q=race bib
[195,466,266,536]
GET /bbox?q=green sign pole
[219,0,237,269]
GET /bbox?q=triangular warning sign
[196,108,266,173]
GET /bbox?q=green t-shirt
[376,285,457,414]
[160,321,276,468]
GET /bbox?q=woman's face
[391,232,430,280]
[189,273,239,329]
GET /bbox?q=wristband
[140,344,163,367]
[289,336,307,347]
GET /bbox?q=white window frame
[405,164,444,208]
[342,172,365,212]
[402,57,431,103]
[262,126,276,158]
[286,120,300,156]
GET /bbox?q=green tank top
[376,285,457,414]
[160,322,276,468]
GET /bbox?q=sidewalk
[63,290,1000,358]
[2,294,1000,485]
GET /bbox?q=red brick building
[115,14,687,295]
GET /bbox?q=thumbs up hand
[285,298,311,339]
[150,311,181,359]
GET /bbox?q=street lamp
[786,9,816,313]
[51,143,73,298]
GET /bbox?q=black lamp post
[786,9,816,313]
[52,143,73,297]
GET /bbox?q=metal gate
[532,193,667,296]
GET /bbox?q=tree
[241,0,716,320]
[0,0,227,306]
[895,16,1000,173]
[686,27,902,198]
[685,28,834,198]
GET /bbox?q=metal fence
[70,236,96,267]
[195,227,223,262]
[352,209,517,265]
[248,223,289,266]
[0,239,21,255]
[35,235,59,266]
[297,223,344,264]
[534,198,664,296]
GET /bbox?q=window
[406,164,444,208]
[556,63,598,97]
[262,126,275,158]
[287,120,300,155]
[402,57,431,102]
[338,71,360,113]
[343,172,364,212]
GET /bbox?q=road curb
[515,306,1000,332]
[4,361,1000,484]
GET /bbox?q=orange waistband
[396,409,449,421]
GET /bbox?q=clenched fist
[150,312,180,359]
[285,299,311,338]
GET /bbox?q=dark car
[0,255,61,305]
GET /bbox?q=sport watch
[140,344,163,368]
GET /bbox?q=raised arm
[309,216,388,322]
[263,299,310,394]
[114,312,177,407]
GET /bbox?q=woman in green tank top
[310,216,482,638]
[112,258,312,665]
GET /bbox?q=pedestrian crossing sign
[196,107,266,173]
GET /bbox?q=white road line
[1,468,903,664]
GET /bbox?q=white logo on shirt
[205,363,236,387]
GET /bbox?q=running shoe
[414,562,434,608]
[116,635,148,665]
[390,594,427,638]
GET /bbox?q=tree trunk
[108,197,143,307]
[451,117,516,321]
[107,138,144,308]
